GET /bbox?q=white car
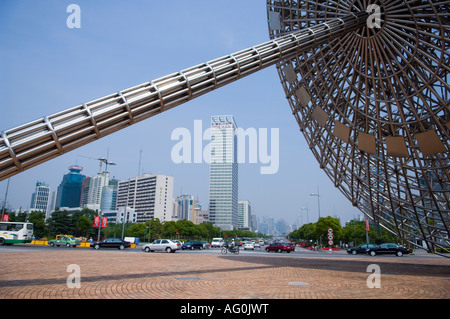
[252,241,261,248]
[244,242,255,250]
[142,239,181,253]
[211,238,224,248]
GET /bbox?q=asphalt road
[0,243,442,260]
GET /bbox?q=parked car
[366,243,410,257]
[48,236,80,247]
[142,239,180,253]
[265,242,293,253]
[244,242,255,250]
[91,238,130,250]
[211,238,224,248]
[182,240,204,250]
[347,243,379,255]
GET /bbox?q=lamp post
[310,187,321,220]
[96,210,103,242]
[1,178,10,222]
[121,207,129,240]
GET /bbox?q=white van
[211,238,224,248]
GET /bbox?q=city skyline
[0,1,365,226]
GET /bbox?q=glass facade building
[209,115,238,231]
[55,165,85,208]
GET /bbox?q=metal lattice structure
[0,2,448,254]
[267,0,449,254]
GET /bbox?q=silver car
[142,239,181,253]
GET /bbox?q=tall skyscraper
[80,176,91,207]
[209,115,238,231]
[85,171,110,211]
[55,165,85,208]
[116,173,174,223]
[30,181,50,212]
[100,178,118,212]
[238,199,252,230]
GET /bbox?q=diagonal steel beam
[0,11,368,181]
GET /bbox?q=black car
[181,240,204,250]
[347,243,379,255]
[91,238,131,250]
[366,243,410,257]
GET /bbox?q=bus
[0,222,34,245]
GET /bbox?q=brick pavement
[0,248,449,299]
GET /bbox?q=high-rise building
[192,208,209,225]
[175,194,200,221]
[80,176,91,207]
[100,178,118,212]
[209,115,238,231]
[250,211,257,232]
[238,200,252,230]
[116,173,174,223]
[30,181,50,212]
[85,171,110,211]
[55,165,85,208]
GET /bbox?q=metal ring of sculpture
[267,0,449,254]
[0,2,448,255]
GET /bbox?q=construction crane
[78,155,116,174]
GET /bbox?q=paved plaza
[0,247,449,299]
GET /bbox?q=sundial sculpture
[0,1,448,255]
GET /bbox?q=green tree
[289,222,316,241]
[127,223,146,238]
[28,211,47,237]
[315,216,342,245]
[162,221,178,238]
[47,209,72,237]
[76,215,93,238]
[341,220,367,245]
[198,222,220,239]
[9,211,28,222]
[146,218,163,240]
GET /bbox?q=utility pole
[310,187,321,220]
[1,178,10,221]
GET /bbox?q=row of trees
[288,216,399,247]
[6,208,264,242]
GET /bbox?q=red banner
[94,216,100,227]
[2,214,9,222]
[365,219,370,231]
[101,216,107,227]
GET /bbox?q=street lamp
[310,187,321,220]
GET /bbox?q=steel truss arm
[0,12,368,181]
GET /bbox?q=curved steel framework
[268,0,449,254]
[0,2,448,254]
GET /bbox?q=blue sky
[0,0,364,225]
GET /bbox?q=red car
[265,242,293,253]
